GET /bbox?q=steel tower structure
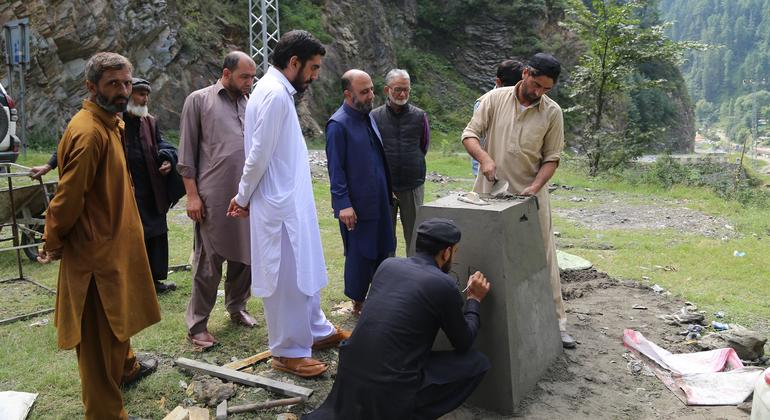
[249,0,280,79]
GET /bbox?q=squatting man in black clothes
[305,218,491,420]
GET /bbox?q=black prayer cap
[416,218,461,246]
[132,77,152,93]
[528,53,561,81]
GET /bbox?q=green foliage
[26,125,59,150]
[564,0,703,175]
[281,0,332,43]
[173,0,247,58]
[395,47,480,148]
[643,155,770,206]
[660,0,770,134]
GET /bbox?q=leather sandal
[313,326,352,350]
[187,331,217,351]
[271,356,328,378]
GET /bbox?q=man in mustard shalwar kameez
[38,52,161,420]
[461,53,576,349]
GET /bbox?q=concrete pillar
[416,195,563,414]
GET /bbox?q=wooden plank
[162,406,189,420]
[215,400,228,420]
[0,307,54,326]
[187,406,210,420]
[174,357,313,400]
[222,350,272,371]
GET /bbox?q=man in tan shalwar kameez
[178,51,257,349]
[461,53,576,349]
[38,52,161,419]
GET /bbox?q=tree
[563,0,701,175]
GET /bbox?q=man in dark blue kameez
[325,69,395,315]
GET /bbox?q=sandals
[271,356,328,378]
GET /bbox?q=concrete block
[416,194,563,414]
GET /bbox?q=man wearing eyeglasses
[371,69,430,256]
[461,53,576,349]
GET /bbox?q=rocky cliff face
[0,0,224,136]
[0,0,570,138]
[0,0,693,153]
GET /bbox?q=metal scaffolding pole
[249,0,280,80]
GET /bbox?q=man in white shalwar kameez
[228,30,350,378]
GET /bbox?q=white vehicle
[0,82,20,163]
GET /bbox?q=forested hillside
[660,0,770,144]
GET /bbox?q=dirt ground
[440,268,754,419]
[551,189,739,239]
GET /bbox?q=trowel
[490,178,510,197]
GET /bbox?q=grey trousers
[392,184,424,256]
[185,226,251,334]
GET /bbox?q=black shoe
[561,331,577,349]
[122,357,158,389]
[154,281,177,294]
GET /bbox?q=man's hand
[465,271,490,302]
[520,184,540,196]
[159,161,172,176]
[226,197,249,218]
[186,195,206,222]
[37,249,62,264]
[29,164,52,180]
[479,157,496,182]
[339,207,357,231]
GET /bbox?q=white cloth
[262,225,335,358]
[235,66,328,297]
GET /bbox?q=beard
[291,62,313,94]
[226,78,250,96]
[389,96,408,107]
[95,91,128,114]
[352,96,374,114]
[440,252,454,273]
[126,100,149,118]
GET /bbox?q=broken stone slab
[556,250,592,271]
[695,325,767,360]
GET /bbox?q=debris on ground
[695,325,767,361]
[426,171,452,184]
[0,391,38,420]
[733,250,747,257]
[711,321,729,331]
[556,250,592,271]
[28,318,48,327]
[330,301,354,316]
[623,329,764,405]
[685,324,704,340]
[192,377,238,407]
[715,311,725,319]
[651,284,666,294]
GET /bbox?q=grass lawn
[0,150,767,418]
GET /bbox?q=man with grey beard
[325,69,395,316]
[123,77,183,294]
[371,69,430,256]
